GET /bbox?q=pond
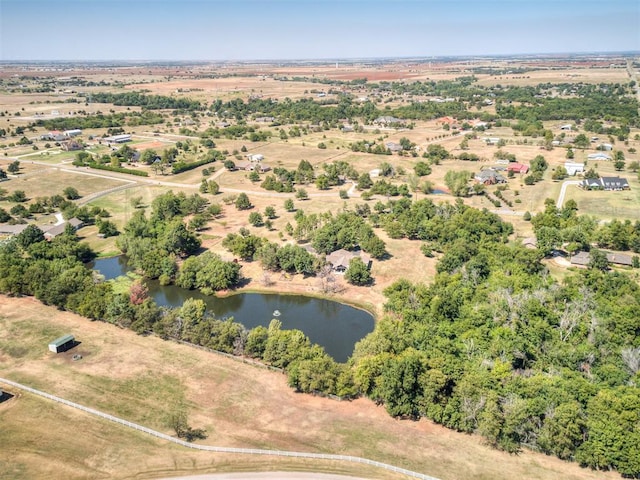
[90,256,375,363]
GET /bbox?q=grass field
[0,295,621,480]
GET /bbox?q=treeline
[532,199,640,255]
[87,92,202,110]
[33,111,164,130]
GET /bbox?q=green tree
[63,186,81,200]
[235,192,252,210]
[264,206,276,219]
[444,170,471,197]
[284,198,295,212]
[248,211,263,226]
[344,257,371,285]
[7,160,20,173]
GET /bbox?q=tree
[614,160,625,171]
[357,173,373,190]
[63,186,81,200]
[16,224,44,248]
[296,188,308,200]
[264,206,276,219]
[208,180,219,195]
[414,161,431,176]
[344,257,371,285]
[248,211,263,226]
[9,190,27,202]
[444,170,471,197]
[224,160,236,170]
[97,219,119,237]
[284,198,295,212]
[235,192,252,210]
[566,148,574,159]
[628,160,640,172]
[552,166,568,180]
[7,160,20,173]
[588,248,609,271]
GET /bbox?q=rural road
[0,377,439,480]
[556,180,581,209]
[160,474,367,480]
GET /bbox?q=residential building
[564,162,585,175]
[385,141,403,152]
[587,152,612,161]
[104,134,131,144]
[43,218,83,240]
[506,163,529,174]
[580,176,630,191]
[474,169,506,185]
[326,248,372,273]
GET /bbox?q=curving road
[556,180,581,209]
[0,377,439,480]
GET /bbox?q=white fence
[0,377,439,480]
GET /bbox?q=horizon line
[2,50,639,65]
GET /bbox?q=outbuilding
[48,334,75,353]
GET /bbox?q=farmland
[1,55,640,479]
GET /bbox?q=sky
[1,0,638,61]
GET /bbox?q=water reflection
[92,256,374,362]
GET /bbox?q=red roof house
[507,163,529,174]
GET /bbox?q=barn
[48,334,75,353]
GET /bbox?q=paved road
[556,180,581,209]
[0,377,438,480]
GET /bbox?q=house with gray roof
[326,248,372,273]
[581,176,629,191]
[474,169,506,185]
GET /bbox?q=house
[564,161,585,175]
[474,169,506,185]
[560,124,573,131]
[63,129,82,137]
[570,251,591,267]
[587,152,611,161]
[601,176,630,190]
[0,224,28,237]
[374,116,402,126]
[48,334,75,353]
[43,130,67,141]
[104,134,131,144]
[369,168,381,178]
[606,252,633,266]
[61,140,83,151]
[507,163,529,174]
[326,248,372,273]
[247,153,264,162]
[597,143,613,151]
[570,250,634,268]
[234,161,252,171]
[341,125,354,132]
[385,141,403,152]
[258,164,271,173]
[483,137,501,145]
[581,176,630,191]
[43,218,83,240]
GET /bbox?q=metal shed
[48,334,75,353]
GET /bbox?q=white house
[587,152,612,161]
[247,153,264,162]
[564,162,585,175]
